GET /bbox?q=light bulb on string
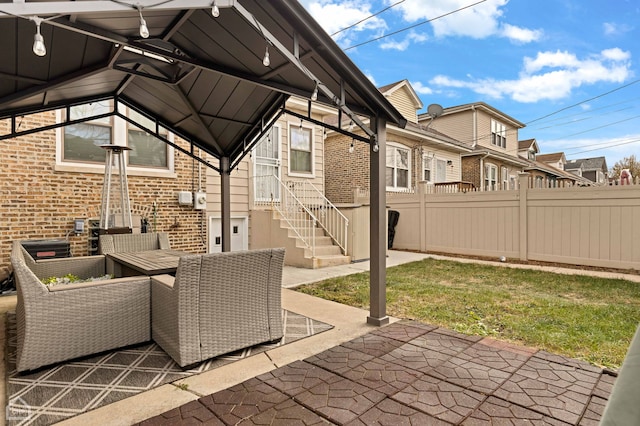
[349,140,355,154]
[212,1,220,17]
[138,7,149,38]
[262,45,270,67]
[32,18,46,57]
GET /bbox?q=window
[63,101,112,163]
[491,120,506,149]
[127,109,168,168]
[485,163,497,191]
[59,101,172,172]
[386,143,410,190]
[422,155,432,182]
[289,125,313,174]
[501,166,508,190]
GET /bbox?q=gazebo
[0,0,407,325]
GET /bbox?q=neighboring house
[565,157,609,185]
[324,80,473,203]
[420,102,529,190]
[517,142,585,187]
[535,151,567,170]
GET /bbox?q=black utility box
[21,239,71,260]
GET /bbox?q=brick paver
[137,322,613,425]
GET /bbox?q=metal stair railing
[253,175,318,257]
[284,180,348,255]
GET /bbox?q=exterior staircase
[273,212,351,269]
[252,176,351,269]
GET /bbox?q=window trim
[484,163,498,191]
[386,142,411,192]
[501,166,508,190]
[491,119,507,149]
[287,121,315,178]
[54,106,176,177]
[422,154,432,183]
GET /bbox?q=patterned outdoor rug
[5,310,333,426]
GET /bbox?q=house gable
[380,80,423,124]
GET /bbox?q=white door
[210,217,248,253]
[253,126,281,201]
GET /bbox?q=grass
[295,258,640,369]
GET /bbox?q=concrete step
[313,254,352,268]
[305,244,342,257]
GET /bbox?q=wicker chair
[11,241,151,373]
[98,232,171,254]
[151,248,285,367]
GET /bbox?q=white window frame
[287,121,315,178]
[491,119,507,149]
[386,142,411,191]
[485,163,498,191]
[54,102,175,177]
[422,154,433,183]
[501,166,508,190]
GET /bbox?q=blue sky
[299,0,640,168]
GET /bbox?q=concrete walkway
[3,251,634,425]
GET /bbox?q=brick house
[324,80,472,203]
[420,102,529,190]
[0,107,208,272]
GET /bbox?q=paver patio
[136,320,615,425]
[4,250,632,425]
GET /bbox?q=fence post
[518,173,529,261]
[417,182,428,252]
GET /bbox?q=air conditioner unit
[194,192,207,210]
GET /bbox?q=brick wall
[0,111,207,271]
[462,157,480,188]
[324,134,371,203]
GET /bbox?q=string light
[311,82,318,101]
[349,140,355,153]
[348,120,354,132]
[31,17,46,57]
[137,6,149,38]
[262,45,270,67]
[212,1,220,17]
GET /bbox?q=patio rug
[5,310,333,426]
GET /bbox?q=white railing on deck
[252,175,348,256]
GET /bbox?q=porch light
[138,6,149,38]
[262,45,270,67]
[212,1,220,17]
[31,17,46,57]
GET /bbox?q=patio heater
[99,144,133,234]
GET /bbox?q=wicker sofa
[151,248,285,367]
[98,232,171,254]
[11,241,151,373]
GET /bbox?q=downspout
[471,105,477,148]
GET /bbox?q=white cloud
[603,22,633,37]
[411,81,433,95]
[500,24,543,43]
[301,1,387,46]
[389,0,542,46]
[380,31,428,51]
[430,48,633,103]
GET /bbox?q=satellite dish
[427,103,443,118]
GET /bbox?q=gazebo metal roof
[0,0,406,170]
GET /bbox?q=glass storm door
[254,126,281,202]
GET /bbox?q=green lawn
[295,258,640,369]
